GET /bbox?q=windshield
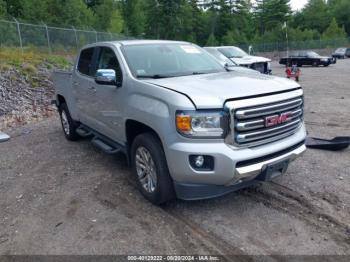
[217,47,248,58]
[307,51,321,58]
[336,48,346,53]
[122,43,225,79]
[204,48,237,67]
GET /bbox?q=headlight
[321,58,328,62]
[176,110,228,138]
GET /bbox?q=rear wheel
[131,133,175,205]
[59,103,80,141]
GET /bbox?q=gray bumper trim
[174,180,257,201]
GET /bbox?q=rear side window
[77,48,94,76]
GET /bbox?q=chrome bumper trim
[229,143,306,185]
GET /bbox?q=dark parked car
[279,51,336,67]
[332,47,350,59]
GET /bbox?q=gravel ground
[0,60,349,256]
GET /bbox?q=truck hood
[230,55,271,65]
[145,71,300,109]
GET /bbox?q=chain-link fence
[1,18,350,55]
[0,19,132,54]
[240,37,350,54]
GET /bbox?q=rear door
[299,51,309,65]
[91,46,125,143]
[73,47,99,128]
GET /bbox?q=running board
[78,124,127,160]
[91,137,122,154]
[76,126,93,138]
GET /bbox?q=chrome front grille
[225,89,304,147]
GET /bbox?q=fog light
[189,155,214,171]
[194,155,204,167]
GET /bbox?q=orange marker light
[176,115,192,133]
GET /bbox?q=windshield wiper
[136,74,175,79]
[191,72,207,75]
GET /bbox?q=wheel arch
[125,119,163,150]
[56,94,66,107]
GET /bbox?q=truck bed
[52,70,72,97]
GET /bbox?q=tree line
[0,0,349,47]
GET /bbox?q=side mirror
[95,69,116,85]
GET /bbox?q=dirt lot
[0,60,349,256]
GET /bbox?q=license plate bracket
[257,159,290,181]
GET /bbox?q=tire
[324,63,329,67]
[59,103,80,141]
[131,132,175,205]
[312,61,319,67]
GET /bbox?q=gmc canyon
[53,40,306,204]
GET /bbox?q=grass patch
[0,48,72,69]
[0,63,11,71]
[22,63,38,75]
[45,55,71,69]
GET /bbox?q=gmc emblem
[265,112,291,127]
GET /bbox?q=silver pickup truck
[53,40,306,204]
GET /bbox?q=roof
[117,39,190,46]
[80,40,192,50]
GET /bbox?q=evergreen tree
[254,0,291,35]
[0,0,6,17]
[109,9,124,33]
[121,0,145,37]
[45,0,94,28]
[206,33,218,46]
[329,0,350,35]
[3,0,23,18]
[322,17,347,40]
[20,0,50,23]
[296,0,331,33]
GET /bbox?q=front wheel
[131,133,175,205]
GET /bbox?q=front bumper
[166,124,306,199]
[174,143,306,200]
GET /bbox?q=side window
[97,47,121,72]
[96,47,123,85]
[77,48,94,76]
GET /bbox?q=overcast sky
[290,0,308,10]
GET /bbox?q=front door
[73,47,99,128]
[91,46,125,144]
